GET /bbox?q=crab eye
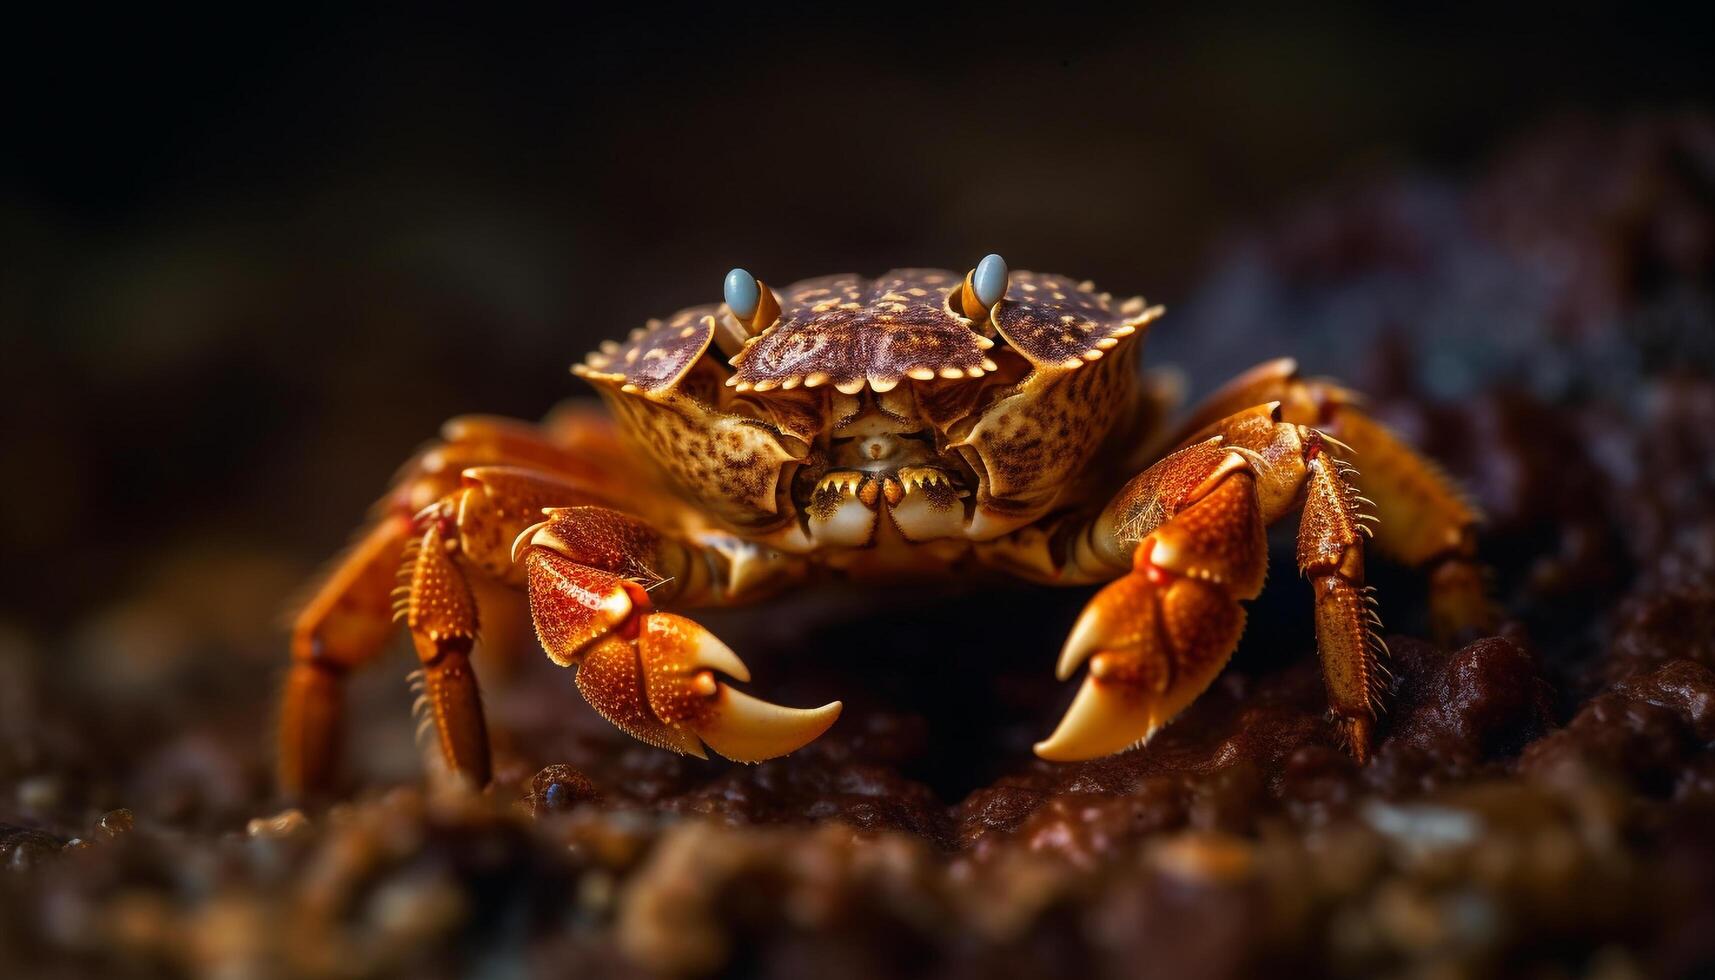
[724,268,761,321]
[957,253,1009,320]
[716,267,782,359]
[972,253,1009,308]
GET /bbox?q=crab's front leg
[278,411,635,800]
[1029,413,1379,762]
[1030,442,1269,761]
[392,464,629,788]
[1172,358,1494,640]
[517,507,841,761]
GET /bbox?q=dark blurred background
[1,2,1709,636]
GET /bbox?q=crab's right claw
[1034,567,1243,762]
[633,612,842,763]
[525,543,840,762]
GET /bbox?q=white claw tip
[694,693,842,763]
[511,519,553,564]
[1033,677,1155,762]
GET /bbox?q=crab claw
[694,685,844,763]
[635,611,842,763]
[525,539,840,761]
[521,543,643,667]
[1035,569,1244,761]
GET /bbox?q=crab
[278,256,1495,797]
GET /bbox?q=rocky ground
[3,114,1713,979]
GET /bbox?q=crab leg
[397,524,489,784]
[1031,408,1383,762]
[397,464,644,789]
[280,513,413,799]
[1169,358,1494,639]
[279,416,649,800]
[518,506,840,762]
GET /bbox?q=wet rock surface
[3,116,1714,977]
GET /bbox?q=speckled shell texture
[571,267,1158,537]
[993,272,1153,369]
[729,270,987,391]
[576,268,1154,396]
[576,305,719,394]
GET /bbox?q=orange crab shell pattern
[993,272,1158,370]
[575,304,719,394]
[574,268,1158,396]
[728,269,993,392]
[569,268,1163,534]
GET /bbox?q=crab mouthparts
[797,464,971,547]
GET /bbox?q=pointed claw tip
[1055,619,1104,681]
[694,692,841,763]
[679,735,709,760]
[650,722,707,759]
[644,612,751,682]
[1034,675,1157,762]
[510,518,552,564]
[1031,737,1073,761]
[724,268,760,321]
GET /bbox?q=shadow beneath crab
[485,579,1089,810]
[481,553,1465,818]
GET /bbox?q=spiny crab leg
[1167,358,1494,642]
[1036,412,1380,762]
[279,416,645,799]
[517,507,841,762]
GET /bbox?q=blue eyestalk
[724,268,761,321]
[972,253,1009,308]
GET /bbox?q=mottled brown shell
[992,272,1160,370]
[727,269,994,394]
[569,263,1159,538]
[574,304,718,394]
[575,268,1157,397]
[961,339,1139,528]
